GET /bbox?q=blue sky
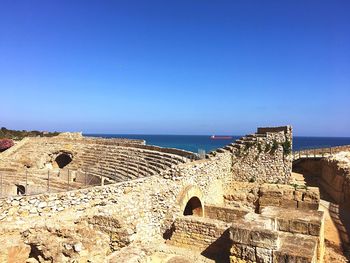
[0,1,349,136]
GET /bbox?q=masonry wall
[295,158,350,204]
[168,216,232,260]
[208,126,293,185]
[0,152,232,242]
[232,128,292,184]
[204,204,249,222]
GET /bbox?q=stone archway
[183,196,203,216]
[54,153,72,168]
[16,184,26,195]
[176,185,204,217]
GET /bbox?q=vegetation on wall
[0,127,60,140]
[282,139,292,155]
[270,140,279,154]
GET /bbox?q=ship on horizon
[210,135,233,140]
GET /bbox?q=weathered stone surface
[0,126,325,263]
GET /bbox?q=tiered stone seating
[76,143,191,182]
[0,135,198,197]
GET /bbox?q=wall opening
[55,153,72,168]
[183,196,203,216]
[16,184,26,195]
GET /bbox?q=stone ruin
[0,126,326,262]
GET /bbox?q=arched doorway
[55,153,72,168]
[16,184,26,195]
[183,196,203,216]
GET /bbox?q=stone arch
[16,184,26,195]
[54,152,72,168]
[183,196,203,216]
[176,185,204,217]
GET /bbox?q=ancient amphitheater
[0,126,344,263]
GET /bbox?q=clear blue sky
[1,1,349,136]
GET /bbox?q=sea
[85,134,350,154]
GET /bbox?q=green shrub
[264,143,271,153]
[245,141,255,150]
[282,139,292,155]
[257,143,262,153]
[270,140,279,154]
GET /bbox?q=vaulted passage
[16,184,25,195]
[55,153,72,168]
[183,196,203,216]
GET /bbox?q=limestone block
[230,226,251,245]
[230,243,243,257]
[241,245,256,262]
[303,187,320,203]
[279,199,297,209]
[249,229,279,249]
[277,218,290,232]
[294,189,305,202]
[297,201,319,211]
[259,197,280,207]
[275,233,318,263]
[289,219,309,235]
[255,247,272,263]
[308,221,322,236]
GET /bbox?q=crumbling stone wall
[295,156,350,204]
[208,126,293,184]
[0,151,233,243]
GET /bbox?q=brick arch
[176,185,204,217]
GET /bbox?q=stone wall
[167,216,232,260]
[232,128,292,184]
[258,183,320,212]
[222,181,320,213]
[208,126,293,184]
[169,205,324,263]
[0,151,233,242]
[295,157,350,204]
[204,204,249,223]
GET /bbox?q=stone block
[276,218,290,232]
[259,197,280,206]
[294,189,306,201]
[290,220,309,234]
[281,186,294,200]
[276,232,318,263]
[230,243,242,257]
[249,229,279,249]
[297,201,319,211]
[230,226,250,245]
[260,185,283,198]
[256,247,272,263]
[303,187,320,203]
[308,221,322,236]
[241,245,256,262]
[279,199,297,209]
